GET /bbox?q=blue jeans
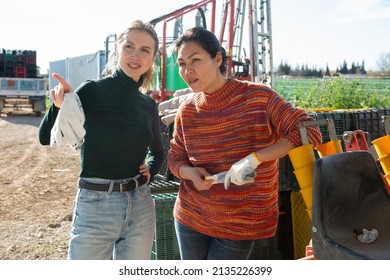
[174,220,255,260]
[68,179,155,260]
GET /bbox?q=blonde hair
[103,20,159,93]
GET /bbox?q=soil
[0,109,79,260]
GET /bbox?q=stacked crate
[150,175,179,194]
[25,50,37,78]
[309,110,354,143]
[307,109,390,145]
[151,192,180,260]
[0,48,4,77]
[15,50,26,77]
[0,48,37,78]
[290,191,312,259]
[351,109,389,142]
[4,49,15,77]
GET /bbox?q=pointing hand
[50,73,74,108]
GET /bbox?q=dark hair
[174,27,227,75]
[103,20,159,92]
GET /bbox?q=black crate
[249,191,294,260]
[16,54,25,63]
[278,157,289,191]
[311,111,354,143]
[26,56,36,65]
[277,190,294,259]
[249,233,281,260]
[278,156,298,191]
[351,109,387,141]
[26,64,37,78]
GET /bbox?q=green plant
[276,76,390,109]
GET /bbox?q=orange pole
[227,0,235,77]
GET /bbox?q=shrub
[278,75,390,109]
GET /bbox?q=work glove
[50,117,63,147]
[224,152,262,189]
[50,93,85,150]
[58,115,85,150]
[158,91,194,125]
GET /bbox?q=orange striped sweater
[168,79,322,240]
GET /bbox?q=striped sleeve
[267,89,323,147]
[167,103,193,179]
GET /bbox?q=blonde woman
[39,20,165,260]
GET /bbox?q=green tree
[360,60,366,74]
[340,60,348,74]
[351,62,357,74]
[325,64,330,76]
[277,60,291,75]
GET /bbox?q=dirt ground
[0,109,79,260]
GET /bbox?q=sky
[1,0,389,74]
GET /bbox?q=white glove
[224,152,262,189]
[50,93,85,150]
[50,116,63,147]
[161,113,177,125]
[58,115,85,150]
[158,92,194,114]
[60,93,85,131]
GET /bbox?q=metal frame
[149,0,274,102]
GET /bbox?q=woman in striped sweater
[167,27,322,260]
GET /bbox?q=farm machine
[145,0,274,102]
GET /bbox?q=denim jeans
[68,178,155,260]
[174,220,255,260]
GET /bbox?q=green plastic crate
[151,192,180,260]
[150,176,179,194]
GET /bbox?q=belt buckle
[131,177,139,190]
[119,175,141,192]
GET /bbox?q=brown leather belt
[78,175,148,192]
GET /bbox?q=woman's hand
[50,73,74,108]
[139,163,151,184]
[179,165,214,191]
